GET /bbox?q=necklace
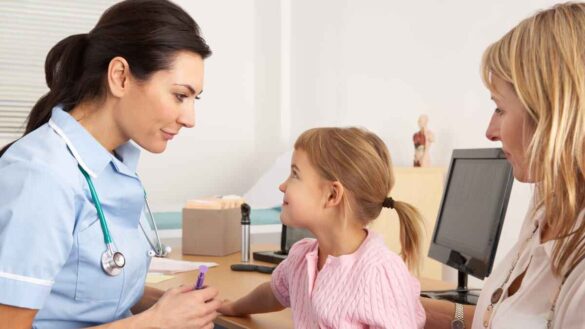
[482,221,578,329]
[482,222,538,328]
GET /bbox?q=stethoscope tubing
[79,165,113,245]
[79,164,169,276]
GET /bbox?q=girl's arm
[218,282,285,316]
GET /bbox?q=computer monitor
[253,225,313,264]
[423,148,514,305]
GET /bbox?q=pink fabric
[270,229,426,329]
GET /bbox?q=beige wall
[369,167,445,280]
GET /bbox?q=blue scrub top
[0,106,152,328]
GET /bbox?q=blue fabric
[0,106,151,328]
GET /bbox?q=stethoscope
[78,165,171,276]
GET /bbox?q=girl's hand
[217,299,239,316]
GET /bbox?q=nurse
[0,0,220,328]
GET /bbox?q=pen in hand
[194,265,208,290]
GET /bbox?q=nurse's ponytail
[26,34,89,136]
[0,0,211,157]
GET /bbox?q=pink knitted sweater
[270,229,426,329]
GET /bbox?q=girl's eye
[495,108,503,115]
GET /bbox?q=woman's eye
[175,93,188,102]
[495,108,503,115]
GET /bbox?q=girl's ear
[324,181,344,208]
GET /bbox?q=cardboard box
[182,207,242,256]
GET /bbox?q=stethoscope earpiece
[147,244,172,257]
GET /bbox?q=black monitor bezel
[428,148,514,280]
[280,225,314,254]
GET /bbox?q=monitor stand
[420,271,480,305]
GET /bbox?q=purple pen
[194,265,208,290]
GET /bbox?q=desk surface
[147,245,455,329]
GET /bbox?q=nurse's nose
[178,104,195,128]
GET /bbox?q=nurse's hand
[144,284,221,329]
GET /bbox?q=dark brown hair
[1,0,211,156]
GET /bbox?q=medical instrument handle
[230,263,275,274]
[240,203,251,262]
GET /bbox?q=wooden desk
[147,245,455,329]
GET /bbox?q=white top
[472,206,585,329]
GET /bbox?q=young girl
[219,127,426,328]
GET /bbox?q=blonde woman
[423,2,585,329]
[219,127,426,328]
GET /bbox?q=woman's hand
[142,284,221,329]
[420,297,476,329]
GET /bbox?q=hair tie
[382,197,395,209]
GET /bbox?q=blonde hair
[294,127,425,272]
[481,2,585,276]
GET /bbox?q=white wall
[285,0,557,285]
[139,0,289,211]
[287,0,559,165]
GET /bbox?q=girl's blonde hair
[294,127,424,272]
[481,2,585,276]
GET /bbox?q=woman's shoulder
[556,253,585,326]
[1,124,79,188]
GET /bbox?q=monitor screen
[429,148,513,279]
[281,225,313,254]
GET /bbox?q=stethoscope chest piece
[102,249,126,276]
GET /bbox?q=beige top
[472,207,585,329]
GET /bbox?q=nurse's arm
[131,286,165,314]
[0,304,38,329]
[421,298,475,329]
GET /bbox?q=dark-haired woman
[0,1,220,328]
